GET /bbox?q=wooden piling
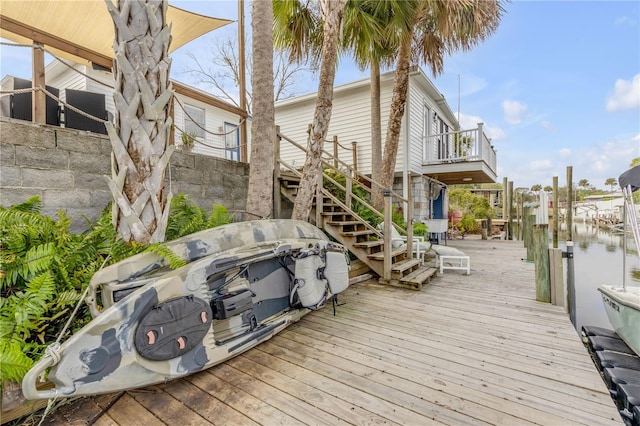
[525,213,535,261]
[549,248,564,306]
[508,181,514,240]
[552,176,559,248]
[533,224,551,303]
[566,166,573,241]
[502,177,508,220]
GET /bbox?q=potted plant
[180,131,197,152]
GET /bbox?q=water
[561,222,640,331]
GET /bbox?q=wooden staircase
[279,172,437,290]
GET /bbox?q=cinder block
[0,144,15,165]
[56,129,104,154]
[16,145,68,169]
[23,168,73,188]
[0,166,21,187]
[69,151,110,174]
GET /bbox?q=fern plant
[0,194,234,386]
[165,193,232,240]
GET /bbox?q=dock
[42,238,620,425]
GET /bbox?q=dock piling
[533,224,551,303]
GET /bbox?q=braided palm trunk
[104,0,174,243]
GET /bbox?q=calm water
[560,222,640,331]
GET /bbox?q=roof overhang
[0,1,232,69]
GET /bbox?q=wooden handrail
[276,128,417,276]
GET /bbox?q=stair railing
[276,129,415,277]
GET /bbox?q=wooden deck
[44,238,620,425]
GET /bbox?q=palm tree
[105,0,174,244]
[604,178,617,193]
[379,0,504,193]
[577,179,589,190]
[246,0,275,219]
[342,1,413,210]
[530,184,542,192]
[274,0,348,221]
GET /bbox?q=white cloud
[458,112,506,141]
[558,148,572,159]
[540,120,556,133]
[529,160,553,171]
[502,100,528,125]
[615,16,637,26]
[606,74,640,112]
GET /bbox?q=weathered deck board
[44,238,620,425]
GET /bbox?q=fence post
[533,224,550,303]
[383,189,393,282]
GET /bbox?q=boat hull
[598,285,640,356]
[22,220,350,400]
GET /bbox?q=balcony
[422,123,497,185]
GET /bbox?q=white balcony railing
[422,123,496,173]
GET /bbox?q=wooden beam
[173,82,248,119]
[32,42,45,124]
[0,15,112,68]
[238,0,248,162]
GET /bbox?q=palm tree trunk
[370,60,384,211]
[246,0,275,219]
[105,0,174,244]
[292,0,347,221]
[380,34,412,192]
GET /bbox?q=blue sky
[1,1,638,190]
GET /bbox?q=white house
[274,66,498,225]
[1,59,250,162]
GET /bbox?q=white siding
[407,80,424,175]
[275,76,402,177]
[85,69,116,116]
[173,93,251,160]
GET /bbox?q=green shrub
[0,194,232,385]
[413,222,428,236]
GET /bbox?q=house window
[224,122,240,161]
[184,104,205,139]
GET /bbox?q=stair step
[391,258,421,273]
[322,211,353,217]
[341,230,376,237]
[367,249,406,261]
[325,220,363,226]
[400,267,438,285]
[352,240,383,249]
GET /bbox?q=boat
[22,220,350,400]
[598,165,640,357]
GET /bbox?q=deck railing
[423,123,496,173]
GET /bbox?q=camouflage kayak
[22,220,350,399]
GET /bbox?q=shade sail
[0,1,232,67]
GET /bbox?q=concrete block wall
[0,118,249,233]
